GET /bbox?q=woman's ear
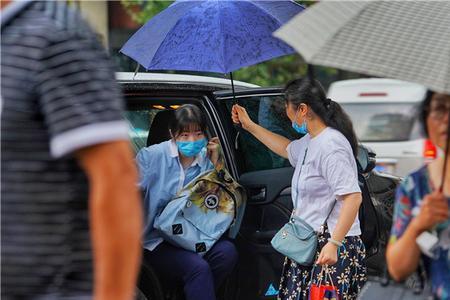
[300,103,308,118]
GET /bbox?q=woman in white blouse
[232,78,366,300]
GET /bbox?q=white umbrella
[274,0,450,188]
[274,1,450,94]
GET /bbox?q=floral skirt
[278,229,367,300]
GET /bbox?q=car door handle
[248,187,266,202]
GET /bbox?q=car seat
[137,260,185,300]
[147,110,175,147]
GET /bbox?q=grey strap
[293,148,308,211]
[295,147,336,225]
[323,200,337,226]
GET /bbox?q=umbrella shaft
[230,72,237,105]
[439,110,450,193]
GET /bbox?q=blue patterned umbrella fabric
[120,0,304,74]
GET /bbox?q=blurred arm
[386,223,421,281]
[76,141,142,300]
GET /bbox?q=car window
[124,109,160,153]
[340,103,421,142]
[222,95,300,172]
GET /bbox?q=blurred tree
[119,0,362,89]
[120,1,173,24]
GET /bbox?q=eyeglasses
[429,101,450,120]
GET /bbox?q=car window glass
[222,95,300,172]
[124,109,160,153]
[409,117,423,140]
[340,103,420,142]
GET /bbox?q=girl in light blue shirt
[136,104,238,300]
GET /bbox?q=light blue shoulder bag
[271,148,336,266]
[271,204,336,266]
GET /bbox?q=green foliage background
[119,0,362,88]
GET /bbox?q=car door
[211,88,300,300]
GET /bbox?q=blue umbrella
[120,0,304,75]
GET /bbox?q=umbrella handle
[229,72,240,107]
[229,72,242,150]
[439,110,450,193]
[230,72,242,126]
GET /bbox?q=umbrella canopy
[274,1,450,94]
[120,0,304,74]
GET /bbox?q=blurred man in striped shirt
[1,1,142,299]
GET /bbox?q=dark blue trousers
[143,240,238,300]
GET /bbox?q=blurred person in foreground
[386,92,450,299]
[1,1,142,299]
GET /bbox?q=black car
[118,72,401,300]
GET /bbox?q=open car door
[213,88,299,300]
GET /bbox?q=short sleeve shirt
[1,1,128,298]
[287,127,361,236]
[389,166,450,299]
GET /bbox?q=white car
[118,73,400,299]
[328,78,437,177]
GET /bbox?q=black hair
[419,90,434,138]
[169,104,207,138]
[284,78,358,156]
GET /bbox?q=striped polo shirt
[1,1,129,298]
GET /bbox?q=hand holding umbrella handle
[231,104,256,132]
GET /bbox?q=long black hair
[419,90,434,138]
[169,104,207,138]
[284,78,358,156]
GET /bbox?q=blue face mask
[292,111,308,134]
[176,138,207,157]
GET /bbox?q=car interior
[127,99,235,300]
[126,98,219,153]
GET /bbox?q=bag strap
[322,200,337,227]
[294,146,337,228]
[196,178,238,223]
[310,265,337,288]
[212,144,226,172]
[293,148,308,211]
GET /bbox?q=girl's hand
[316,242,338,266]
[411,191,449,234]
[207,137,220,166]
[231,104,255,131]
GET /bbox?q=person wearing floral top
[387,92,450,300]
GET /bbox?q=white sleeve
[321,149,361,198]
